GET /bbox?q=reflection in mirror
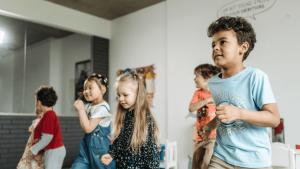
[0,15,26,113]
[272,118,284,143]
[0,13,93,115]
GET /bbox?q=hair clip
[98,74,101,77]
[104,78,107,83]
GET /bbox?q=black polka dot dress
[108,109,160,169]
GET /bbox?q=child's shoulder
[44,110,57,118]
[193,89,202,93]
[91,101,110,112]
[247,67,269,79]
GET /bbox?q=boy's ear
[204,78,209,82]
[239,42,249,55]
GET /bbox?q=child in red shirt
[28,86,66,169]
[188,64,221,169]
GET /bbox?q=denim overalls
[71,105,111,169]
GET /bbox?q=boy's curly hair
[195,64,221,79]
[35,86,58,107]
[207,16,257,61]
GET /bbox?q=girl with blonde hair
[101,72,160,168]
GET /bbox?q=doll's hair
[112,72,160,152]
[194,64,221,79]
[35,86,58,107]
[207,16,257,61]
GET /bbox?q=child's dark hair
[35,86,58,107]
[207,16,257,61]
[195,64,221,79]
[78,73,108,101]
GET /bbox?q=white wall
[0,0,110,38]
[166,0,300,168]
[110,0,300,168]
[109,2,167,139]
[59,34,91,116]
[243,0,300,152]
[167,1,218,167]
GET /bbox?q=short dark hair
[207,16,257,61]
[195,64,221,79]
[35,86,58,107]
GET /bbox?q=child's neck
[201,86,210,92]
[221,65,245,79]
[42,106,53,114]
[91,98,104,106]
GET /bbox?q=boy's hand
[216,104,241,123]
[198,125,212,141]
[101,154,113,165]
[74,100,84,111]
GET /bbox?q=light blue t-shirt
[208,67,276,168]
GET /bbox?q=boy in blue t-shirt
[198,16,280,169]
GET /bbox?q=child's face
[117,82,137,111]
[35,99,42,112]
[83,80,104,102]
[194,72,209,90]
[211,30,243,68]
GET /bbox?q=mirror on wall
[0,14,93,115]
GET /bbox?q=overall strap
[100,105,110,113]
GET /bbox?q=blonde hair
[112,72,160,152]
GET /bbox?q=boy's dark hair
[207,16,257,61]
[35,86,58,107]
[195,64,221,79]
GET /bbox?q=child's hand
[101,154,113,165]
[28,150,34,160]
[216,104,241,123]
[198,125,212,141]
[74,100,84,111]
[205,97,215,105]
[33,153,43,162]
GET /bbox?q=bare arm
[77,108,103,134]
[239,103,280,127]
[198,117,217,141]
[189,97,214,112]
[216,103,280,128]
[74,100,103,134]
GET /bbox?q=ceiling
[0,1,166,54]
[46,0,166,20]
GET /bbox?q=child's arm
[29,134,53,156]
[101,137,120,165]
[198,117,217,141]
[189,97,214,112]
[74,100,103,134]
[216,103,280,127]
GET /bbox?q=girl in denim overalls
[71,74,112,169]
